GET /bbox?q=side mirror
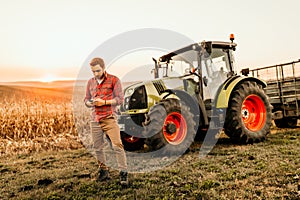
[205,42,212,55]
[203,76,208,87]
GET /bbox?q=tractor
[118,35,272,153]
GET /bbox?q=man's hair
[90,57,105,68]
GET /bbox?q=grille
[152,80,165,95]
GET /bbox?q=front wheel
[224,81,272,143]
[143,98,196,155]
[121,132,145,151]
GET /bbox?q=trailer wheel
[274,117,298,128]
[143,98,196,155]
[224,81,272,143]
[121,131,144,151]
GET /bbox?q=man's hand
[93,98,106,107]
[85,99,94,107]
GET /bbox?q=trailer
[244,59,300,128]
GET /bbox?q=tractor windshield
[157,49,199,78]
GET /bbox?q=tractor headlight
[126,88,134,96]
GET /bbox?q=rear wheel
[143,98,196,155]
[224,81,272,143]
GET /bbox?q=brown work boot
[96,168,110,182]
[120,171,128,186]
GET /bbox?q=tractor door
[200,48,232,102]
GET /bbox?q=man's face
[91,64,105,79]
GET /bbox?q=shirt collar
[93,71,108,84]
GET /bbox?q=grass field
[0,82,300,199]
[0,129,299,199]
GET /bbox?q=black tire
[121,131,145,151]
[143,98,196,155]
[274,117,298,128]
[224,81,272,143]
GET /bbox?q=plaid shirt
[84,72,124,122]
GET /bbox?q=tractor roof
[159,41,237,62]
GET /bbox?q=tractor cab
[153,37,237,100]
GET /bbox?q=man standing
[84,57,128,185]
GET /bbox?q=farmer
[84,57,128,186]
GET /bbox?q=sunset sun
[40,74,57,83]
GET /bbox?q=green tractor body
[118,37,272,152]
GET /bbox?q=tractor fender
[215,76,267,108]
[162,89,208,126]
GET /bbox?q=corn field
[0,83,87,156]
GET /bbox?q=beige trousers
[91,115,127,171]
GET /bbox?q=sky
[0,0,299,82]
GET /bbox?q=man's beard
[100,73,105,79]
[96,73,105,80]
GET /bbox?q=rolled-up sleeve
[113,78,124,105]
[84,80,91,103]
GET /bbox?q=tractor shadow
[189,131,250,154]
[190,125,300,154]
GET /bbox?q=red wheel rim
[163,112,187,145]
[241,94,266,131]
[123,135,140,143]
